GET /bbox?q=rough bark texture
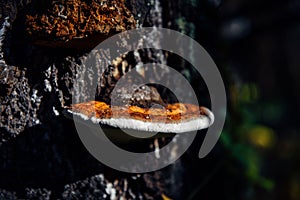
[0,0,217,199]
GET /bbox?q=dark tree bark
[0,0,220,199]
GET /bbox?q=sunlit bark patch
[25,0,136,49]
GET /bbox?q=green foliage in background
[221,82,278,191]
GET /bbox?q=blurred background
[178,0,300,199]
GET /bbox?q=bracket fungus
[64,101,214,133]
[25,0,136,49]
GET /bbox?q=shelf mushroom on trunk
[64,101,214,133]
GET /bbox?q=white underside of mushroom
[66,107,214,133]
